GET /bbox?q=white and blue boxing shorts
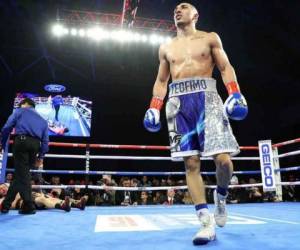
[166,77,240,160]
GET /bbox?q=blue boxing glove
[224,81,248,120]
[143,96,164,132]
[144,108,161,132]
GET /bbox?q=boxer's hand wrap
[224,81,248,120]
[225,81,240,95]
[144,96,163,132]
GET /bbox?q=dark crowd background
[4,173,300,207]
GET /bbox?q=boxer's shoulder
[206,32,222,46]
[193,30,209,39]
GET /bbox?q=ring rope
[5,168,263,175]
[7,167,300,175]
[273,138,300,148]
[275,166,300,172]
[8,137,300,151]
[7,153,260,161]
[31,181,300,191]
[278,150,300,158]
[9,140,259,151]
[44,137,300,149]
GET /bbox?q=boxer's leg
[184,156,206,204]
[70,197,87,210]
[167,92,215,245]
[213,153,233,227]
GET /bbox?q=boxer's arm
[144,44,170,132]
[210,32,239,91]
[152,44,170,100]
[211,33,248,120]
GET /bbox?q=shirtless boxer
[0,184,86,212]
[32,192,87,211]
[0,184,21,210]
[143,2,248,245]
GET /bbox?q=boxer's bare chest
[166,33,214,78]
[166,34,212,66]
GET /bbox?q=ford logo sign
[44,84,66,93]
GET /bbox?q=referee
[0,98,49,214]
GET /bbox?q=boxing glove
[224,81,248,120]
[144,96,164,132]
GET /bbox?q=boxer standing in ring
[144,2,248,245]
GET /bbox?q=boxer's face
[174,3,198,26]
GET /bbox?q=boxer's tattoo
[191,35,204,40]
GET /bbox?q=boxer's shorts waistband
[168,77,217,97]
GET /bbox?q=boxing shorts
[166,77,240,160]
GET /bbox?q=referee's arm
[1,110,20,146]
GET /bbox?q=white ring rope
[8,153,259,161]
[278,150,300,158]
[32,181,300,191]
[88,155,260,161]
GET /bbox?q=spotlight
[70,28,78,36]
[78,29,86,37]
[132,32,141,42]
[149,34,160,45]
[51,23,172,46]
[141,34,148,42]
[87,27,106,41]
[52,24,65,37]
[119,30,133,42]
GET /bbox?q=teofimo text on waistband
[169,78,216,96]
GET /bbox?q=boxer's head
[174,3,199,27]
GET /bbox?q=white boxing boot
[214,189,228,227]
[193,212,216,245]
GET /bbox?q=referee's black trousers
[3,135,40,210]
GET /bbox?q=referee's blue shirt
[1,107,49,158]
